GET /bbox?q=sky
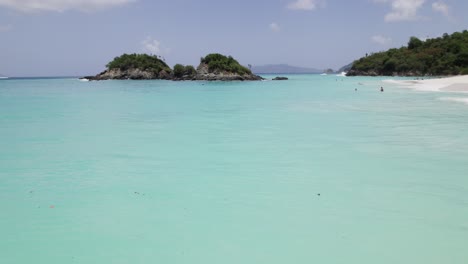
[0,0,467,77]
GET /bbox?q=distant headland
[84,53,263,81]
[347,30,468,77]
[251,64,322,74]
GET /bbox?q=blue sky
[0,0,467,76]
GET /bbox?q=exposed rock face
[272,76,288,80]
[84,63,263,81]
[189,63,263,81]
[158,70,171,79]
[158,63,263,81]
[84,68,170,80]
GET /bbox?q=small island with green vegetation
[84,53,263,81]
[347,30,468,76]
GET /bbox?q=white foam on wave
[79,78,89,82]
[336,72,347,77]
[439,97,468,105]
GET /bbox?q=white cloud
[0,0,134,12]
[374,0,426,22]
[269,22,280,32]
[371,35,392,45]
[0,24,12,32]
[287,0,325,11]
[142,37,171,56]
[142,37,161,55]
[432,1,449,16]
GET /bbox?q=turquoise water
[1,75,467,263]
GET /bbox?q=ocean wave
[439,97,468,105]
[335,72,347,77]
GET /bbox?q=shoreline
[383,75,468,93]
[384,75,468,105]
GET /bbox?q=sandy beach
[383,75,468,105]
[384,75,468,92]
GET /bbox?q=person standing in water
[380,86,384,92]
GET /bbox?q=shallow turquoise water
[1,75,468,263]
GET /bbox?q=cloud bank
[0,0,134,12]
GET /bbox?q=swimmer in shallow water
[380,87,384,92]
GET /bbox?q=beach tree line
[350,30,468,76]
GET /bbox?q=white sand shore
[384,75,468,92]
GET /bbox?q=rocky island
[84,53,263,81]
[347,30,468,77]
[272,76,288,80]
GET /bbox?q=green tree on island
[200,53,252,75]
[87,52,262,81]
[173,64,196,78]
[349,30,468,76]
[106,53,171,74]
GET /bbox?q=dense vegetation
[173,64,196,78]
[106,53,171,73]
[92,52,260,81]
[349,30,468,76]
[200,53,252,75]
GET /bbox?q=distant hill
[252,64,322,74]
[348,30,468,76]
[337,62,353,73]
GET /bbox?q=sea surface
[1,75,467,264]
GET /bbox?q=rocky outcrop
[272,76,288,80]
[188,63,263,81]
[83,63,263,81]
[162,63,263,81]
[158,70,171,79]
[83,68,171,81]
